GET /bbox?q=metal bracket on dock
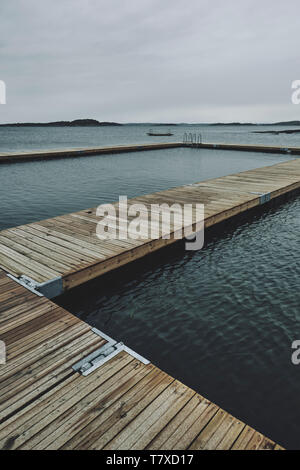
[72,327,150,376]
[7,274,44,296]
[37,277,64,298]
[6,274,63,298]
[250,192,271,204]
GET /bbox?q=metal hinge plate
[7,274,44,296]
[6,274,63,298]
[72,327,150,376]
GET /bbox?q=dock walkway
[0,159,300,296]
[0,142,182,164]
[0,270,281,450]
[1,141,300,164]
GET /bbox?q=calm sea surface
[0,125,300,448]
[1,123,300,151]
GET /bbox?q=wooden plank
[23,360,153,450]
[63,369,171,450]
[147,395,215,450]
[4,354,137,450]
[103,381,203,450]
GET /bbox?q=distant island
[271,121,300,126]
[128,121,300,126]
[193,121,300,126]
[0,119,122,127]
[1,119,300,127]
[253,129,300,134]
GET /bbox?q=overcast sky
[1,0,300,123]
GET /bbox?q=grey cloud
[1,0,300,123]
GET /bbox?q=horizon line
[1,118,300,126]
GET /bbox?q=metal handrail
[183,132,203,145]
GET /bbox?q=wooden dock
[1,158,299,450]
[1,141,300,164]
[0,269,282,450]
[0,159,300,297]
[0,142,182,164]
[1,157,294,450]
[188,141,300,155]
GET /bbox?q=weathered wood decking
[0,270,282,450]
[1,141,300,164]
[188,141,300,155]
[0,159,299,296]
[0,142,182,164]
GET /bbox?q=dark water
[0,147,290,230]
[1,126,299,449]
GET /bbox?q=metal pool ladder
[183,132,202,145]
